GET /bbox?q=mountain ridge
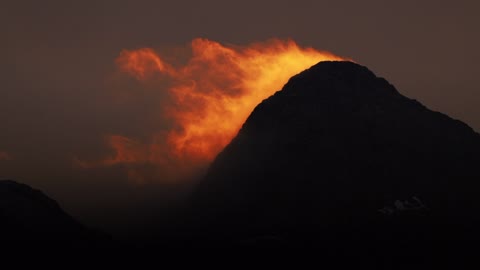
[188,61,480,255]
[0,179,112,249]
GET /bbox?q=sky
[1,0,479,235]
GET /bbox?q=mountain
[188,61,480,263]
[0,180,111,250]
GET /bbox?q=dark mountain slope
[0,180,111,250]
[188,61,480,262]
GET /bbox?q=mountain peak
[0,179,62,213]
[190,61,480,252]
[283,61,397,96]
[0,180,111,249]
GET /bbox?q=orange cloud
[78,38,347,183]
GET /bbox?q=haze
[1,0,479,236]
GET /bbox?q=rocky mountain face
[0,180,111,250]
[187,61,480,263]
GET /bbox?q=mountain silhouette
[0,180,111,250]
[3,61,479,264]
[187,61,480,264]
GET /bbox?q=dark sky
[1,0,479,234]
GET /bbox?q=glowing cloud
[81,38,347,182]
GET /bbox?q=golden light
[116,38,345,161]
[78,38,347,182]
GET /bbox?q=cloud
[76,38,344,184]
